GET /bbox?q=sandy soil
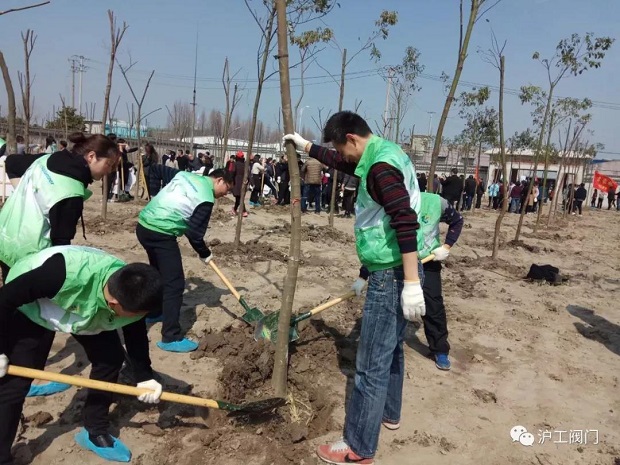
[10,185,620,465]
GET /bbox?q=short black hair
[59,140,68,148]
[209,168,234,186]
[107,263,163,314]
[323,111,372,145]
[580,183,585,188]
[451,168,458,175]
[107,133,117,141]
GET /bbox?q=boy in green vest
[285,111,426,465]
[137,168,234,353]
[0,246,164,463]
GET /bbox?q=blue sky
[1,0,619,158]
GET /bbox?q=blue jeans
[344,263,424,458]
[301,184,321,213]
[510,198,521,213]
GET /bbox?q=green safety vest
[138,171,215,237]
[7,246,142,335]
[0,155,91,267]
[0,137,5,149]
[416,192,443,260]
[353,135,421,271]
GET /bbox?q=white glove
[401,281,426,320]
[204,253,213,264]
[351,278,367,296]
[282,132,310,152]
[0,354,8,377]
[137,379,162,404]
[431,245,450,261]
[277,177,281,183]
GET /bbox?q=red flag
[593,171,618,192]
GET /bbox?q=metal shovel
[8,365,284,415]
[207,260,264,323]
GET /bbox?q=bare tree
[428,0,504,188]
[116,58,156,198]
[221,57,243,168]
[0,52,17,153]
[17,30,37,149]
[166,101,193,148]
[101,10,128,219]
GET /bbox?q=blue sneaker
[27,381,71,397]
[435,354,451,371]
[156,338,198,353]
[74,428,131,462]
[145,314,163,324]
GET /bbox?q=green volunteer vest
[353,136,421,271]
[0,138,5,149]
[416,192,442,260]
[7,246,142,334]
[0,155,91,267]
[138,172,215,236]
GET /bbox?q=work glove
[401,281,426,320]
[431,245,450,261]
[137,379,163,404]
[0,354,8,378]
[203,249,212,264]
[282,132,310,153]
[351,278,367,296]
[277,177,281,183]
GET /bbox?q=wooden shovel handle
[208,260,241,300]
[307,254,436,318]
[7,365,220,409]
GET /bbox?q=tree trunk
[0,52,17,153]
[515,84,555,241]
[233,9,275,247]
[428,0,480,187]
[492,56,506,259]
[221,58,232,168]
[328,48,347,227]
[534,112,555,232]
[272,0,302,398]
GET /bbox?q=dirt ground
[12,185,620,465]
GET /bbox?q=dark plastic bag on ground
[526,264,563,285]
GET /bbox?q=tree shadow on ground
[566,305,620,357]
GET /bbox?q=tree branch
[0,1,50,16]
[476,0,503,23]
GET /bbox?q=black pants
[343,189,355,215]
[277,182,290,205]
[421,263,450,355]
[250,175,262,204]
[0,261,9,284]
[573,200,583,214]
[475,193,482,209]
[136,223,184,342]
[0,312,126,465]
[234,194,247,213]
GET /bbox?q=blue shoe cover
[145,314,163,324]
[156,338,198,353]
[26,381,71,397]
[74,428,131,462]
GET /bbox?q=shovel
[254,291,357,343]
[207,260,264,323]
[254,253,438,344]
[8,365,284,415]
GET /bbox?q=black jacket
[441,175,462,201]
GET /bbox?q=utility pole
[71,55,88,115]
[383,67,393,141]
[190,28,198,155]
[68,57,78,108]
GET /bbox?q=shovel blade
[253,311,299,344]
[242,307,264,324]
[226,397,286,416]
